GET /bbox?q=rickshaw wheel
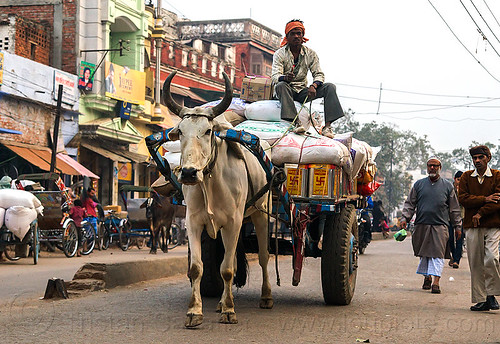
[63,222,79,258]
[4,244,21,261]
[31,221,39,265]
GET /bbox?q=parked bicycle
[101,210,130,251]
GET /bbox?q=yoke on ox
[163,71,273,327]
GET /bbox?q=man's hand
[454,227,462,240]
[400,218,407,229]
[283,72,295,82]
[472,213,481,227]
[307,85,317,100]
[485,193,500,203]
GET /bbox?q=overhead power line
[482,0,500,31]
[459,0,500,58]
[469,0,500,45]
[427,0,500,84]
[337,82,499,100]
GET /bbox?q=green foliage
[331,116,433,213]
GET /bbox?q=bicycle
[79,217,97,255]
[102,210,130,251]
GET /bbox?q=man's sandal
[422,276,432,290]
[431,285,441,294]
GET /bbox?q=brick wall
[2,0,78,74]
[14,16,51,65]
[0,95,53,147]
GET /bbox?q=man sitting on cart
[82,187,99,235]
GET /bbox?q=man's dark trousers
[275,81,344,122]
[448,224,464,264]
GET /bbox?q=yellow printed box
[308,164,334,198]
[285,164,309,197]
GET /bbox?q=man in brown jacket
[458,145,500,311]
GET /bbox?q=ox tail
[234,231,248,288]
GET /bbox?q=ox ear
[168,125,180,141]
[213,114,232,132]
[140,200,148,209]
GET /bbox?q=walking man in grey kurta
[401,157,462,294]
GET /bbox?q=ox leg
[218,227,239,324]
[149,222,157,254]
[251,212,274,309]
[185,224,204,328]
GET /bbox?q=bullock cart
[16,173,80,258]
[146,128,364,306]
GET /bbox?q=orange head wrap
[280,20,309,47]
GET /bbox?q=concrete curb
[67,256,188,295]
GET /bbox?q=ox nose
[181,167,198,180]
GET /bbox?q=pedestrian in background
[448,170,465,269]
[458,145,500,311]
[401,157,462,294]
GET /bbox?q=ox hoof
[219,312,238,324]
[149,249,157,255]
[216,301,222,313]
[259,298,274,309]
[185,313,203,328]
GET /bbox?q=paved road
[0,244,188,303]
[2,238,500,343]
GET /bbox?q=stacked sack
[0,189,44,241]
[163,97,378,184]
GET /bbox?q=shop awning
[81,142,131,163]
[56,153,100,179]
[81,141,148,163]
[1,141,99,178]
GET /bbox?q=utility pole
[153,0,163,119]
[50,84,63,173]
[388,138,394,214]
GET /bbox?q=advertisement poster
[105,61,145,105]
[53,70,78,105]
[118,162,133,182]
[78,61,95,91]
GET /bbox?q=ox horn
[210,72,233,117]
[162,71,184,117]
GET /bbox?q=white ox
[163,71,273,327]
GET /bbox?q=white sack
[5,206,38,241]
[333,132,353,151]
[352,139,369,178]
[244,100,311,130]
[235,120,292,145]
[271,133,350,167]
[201,98,247,117]
[0,207,5,228]
[162,140,181,153]
[0,189,42,209]
[164,152,181,169]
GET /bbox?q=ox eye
[205,129,211,135]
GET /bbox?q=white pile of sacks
[162,98,379,182]
[0,189,43,241]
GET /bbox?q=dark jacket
[458,168,500,229]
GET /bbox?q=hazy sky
[164,0,500,153]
